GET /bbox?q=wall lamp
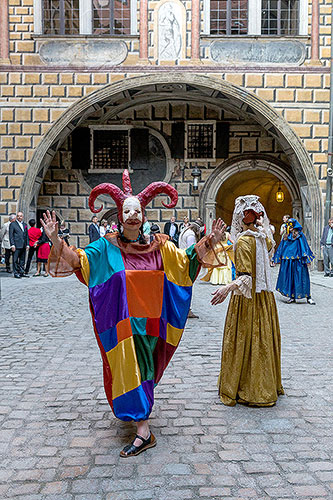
[191,165,201,191]
[276,183,284,203]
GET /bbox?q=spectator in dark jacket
[9,212,29,278]
[163,216,179,246]
[88,216,100,243]
[320,218,333,277]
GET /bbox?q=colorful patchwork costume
[76,234,201,421]
[49,171,219,422]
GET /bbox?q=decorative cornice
[0,64,330,73]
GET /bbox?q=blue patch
[161,275,192,329]
[85,238,125,288]
[130,317,147,335]
[99,326,118,353]
[112,385,151,422]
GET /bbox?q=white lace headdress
[230,195,274,243]
[230,195,274,294]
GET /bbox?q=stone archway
[18,73,322,255]
[200,154,302,239]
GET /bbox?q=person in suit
[88,216,101,243]
[58,221,70,246]
[0,213,16,273]
[163,216,179,246]
[320,217,333,277]
[9,211,29,278]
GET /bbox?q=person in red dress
[34,229,51,277]
[25,219,42,274]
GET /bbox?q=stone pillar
[139,0,149,63]
[309,0,321,65]
[191,0,200,62]
[0,0,10,65]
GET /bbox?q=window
[93,0,131,35]
[262,0,299,36]
[35,0,137,35]
[185,122,216,162]
[205,0,306,36]
[43,0,80,35]
[91,128,129,172]
[210,0,248,35]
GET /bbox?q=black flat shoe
[120,433,156,458]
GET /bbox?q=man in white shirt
[0,213,16,272]
[163,216,179,246]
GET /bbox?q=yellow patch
[77,248,90,285]
[166,324,183,347]
[106,337,141,399]
[160,240,192,286]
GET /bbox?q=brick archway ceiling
[48,82,296,175]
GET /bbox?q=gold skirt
[218,290,284,407]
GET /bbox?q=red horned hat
[89,170,178,221]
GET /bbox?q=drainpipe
[308,0,321,65]
[138,0,149,63]
[324,9,333,224]
[191,0,200,62]
[0,0,10,64]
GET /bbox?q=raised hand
[40,210,59,242]
[210,218,227,245]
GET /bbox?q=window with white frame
[261,0,299,36]
[93,0,131,35]
[210,1,248,36]
[33,0,137,35]
[43,0,80,35]
[204,0,307,36]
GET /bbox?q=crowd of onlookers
[0,212,69,278]
[1,211,333,278]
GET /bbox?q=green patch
[133,335,158,382]
[186,244,200,282]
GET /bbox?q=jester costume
[49,171,219,422]
[273,219,315,299]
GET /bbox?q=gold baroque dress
[218,234,284,407]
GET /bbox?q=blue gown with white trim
[273,232,314,299]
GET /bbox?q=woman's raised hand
[41,210,58,242]
[210,218,227,245]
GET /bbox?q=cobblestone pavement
[0,268,332,500]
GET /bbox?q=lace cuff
[195,235,227,268]
[233,274,252,299]
[47,239,81,277]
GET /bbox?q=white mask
[122,197,143,223]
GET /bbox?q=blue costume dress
[273,220,314,299]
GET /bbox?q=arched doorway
[215,169,293,244]
[201,155,302,241]
[18,73,322,255]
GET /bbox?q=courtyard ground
[0,267,332,499]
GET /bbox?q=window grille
[43,0,80,35]
[186,123,215,161]
[210,0,248,35]
[92,130,129,170]
[261,0,299,35]
[93,0,131,35]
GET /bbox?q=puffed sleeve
[233,237,254,299]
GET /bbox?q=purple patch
[89,270,129,334]
[121,249,163,271]
[159,317,167,340]
[141,380,154,412]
